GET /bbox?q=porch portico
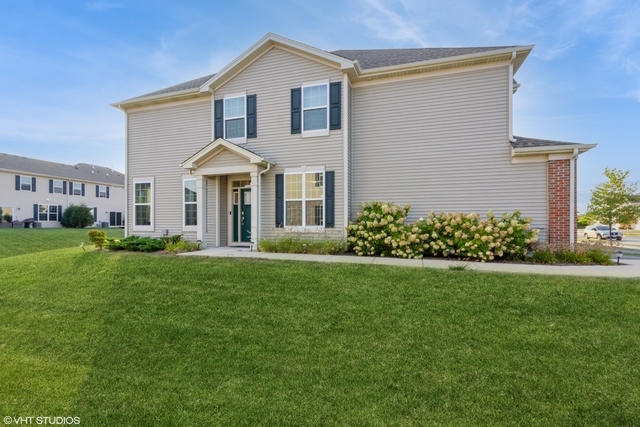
[181,138,274,248]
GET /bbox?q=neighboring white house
[112,33,595,247]
[0,152,125,228]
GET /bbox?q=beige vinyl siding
[216,47,345,239]
[351,65,549,241]
[201,150,248,169]
[127,98,211,237]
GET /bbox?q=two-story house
[0,153,125,228]
[112,33,595,248]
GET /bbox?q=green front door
[240,189,251,243]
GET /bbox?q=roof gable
[181,138,274,170]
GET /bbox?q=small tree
[61,203,94,228]
[587,168,640,240]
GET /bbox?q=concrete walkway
[180,247,640,279]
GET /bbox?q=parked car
[583,225,623,240]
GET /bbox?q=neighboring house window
[183,179,197,228]
[291,82,341,135]
[16,175,35,192]
[97,185,108,198]
[38,204,58,221]
[285,170,324,228]
[52,180,63,194]
[214,94,257,141]
[133,179,153,230]
[71,182,84,196]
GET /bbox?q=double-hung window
[21,176,33,191]
[183,178,197,228]
[72,182,83,196]
[38,204,58,221]
[224,95,246,140]
[302,83,328,132]
[285,168,324,228]
[98,185,107,198]
[53,180,63,194]
[133,178,153,230]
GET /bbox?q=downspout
[508,51,516,143]
[570,148,578,245]
[257,161,272,249]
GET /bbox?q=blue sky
[1,0,638,212]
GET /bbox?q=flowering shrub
[347,201,424,258]
[347,201,539,262]
[416,211,538,262]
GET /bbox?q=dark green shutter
[96,185,99,197]
[58,205,62,222]
[63,181,67,195]
[214,100,223,139]
[81,183,85,196]
[33,204,38,220]
[93,207,97,220]
[49,179,54,193]
[15,175,20,191]
[275,174,284,227]
[247,94,257,138]
[329,82,341,130]
[106,187,109,198]
[325,171,335,228]
[291,88,301,134]
[31,177,36,192]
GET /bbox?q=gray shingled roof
[511,136,584,149]
[330,47,516,70]
[125,46,516,102]
[129,73,216,101]
[0,153,125,185]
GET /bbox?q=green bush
[259,236,347,255]
[106,235,166,252]
[87,230,107,249]
[532,248,555,264]
[164,237,202,254]
[531,243,615,266]
[61,204,94,228]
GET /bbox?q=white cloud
[359,0,429,46]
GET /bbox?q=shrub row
[101,234,201,253]
[347,201,538,261]
[532,242,615,265]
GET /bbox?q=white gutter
[257,162,272,248]
[508,51,516,143]
[342,72,350,230]
[570,148,578,245]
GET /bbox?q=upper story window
[291,81,340,136]
[302,83,328,132]
[53,180,63,194]
[214,94,257,142]
[21,176,33,191]
[224,95,246,139]
[71,182,84,196]
[97,185,108,198]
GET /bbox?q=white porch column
[250,171,259,247]
[196,175,206,246]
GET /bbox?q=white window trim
[53,179,63,194]
[20,176,32,191]
[224,92,247,144]
[133,177,154,232]
[98,185,107,198]
[182,176,197,231]
[301,80,329,138]
[284,166,325,232]
[38,204,58,222]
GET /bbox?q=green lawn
[1,235,639,426]
[0,228,124,259]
